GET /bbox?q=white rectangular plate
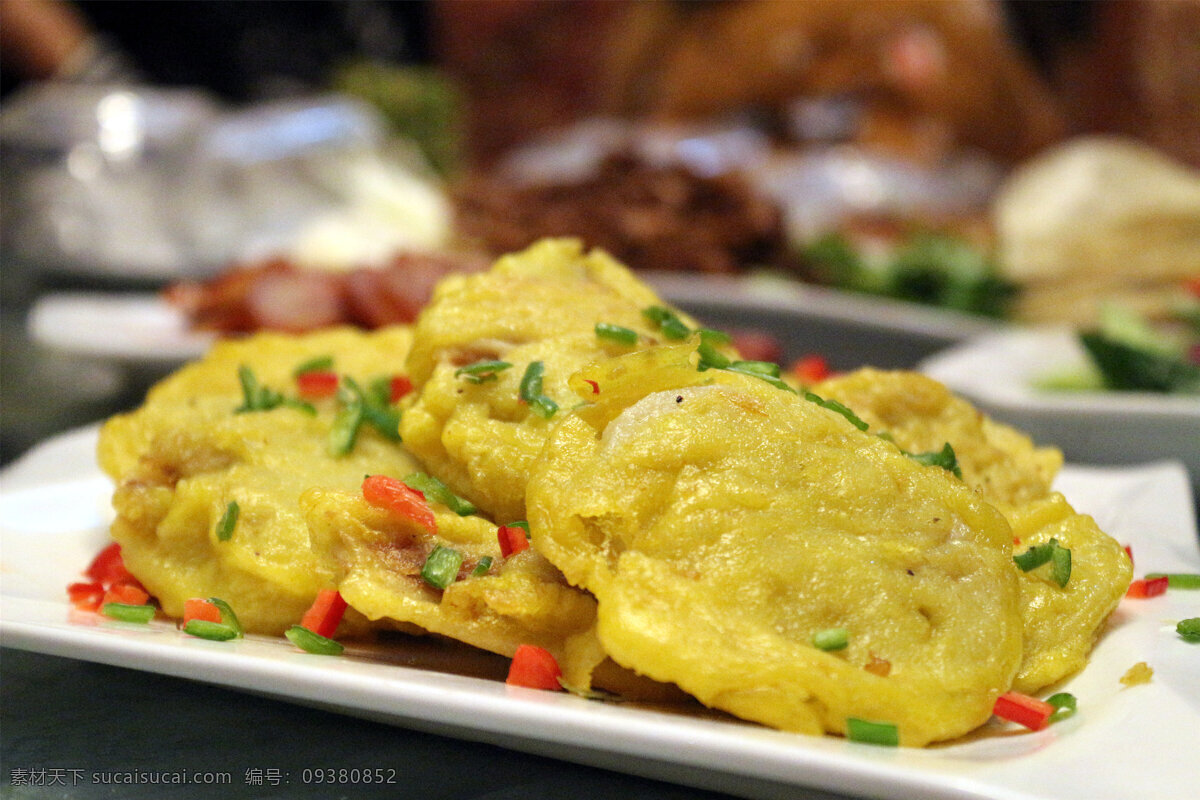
[2,427,1198,800]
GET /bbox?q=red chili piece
[993,691,1055,731]
[390,375,414,403]
[498,525,530,558]
[1126,576,1169,599]
[295,370,340,399]
[506,644,563,690]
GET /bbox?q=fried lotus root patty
[400,237,708,523]
[302,488,604,687]
[815,369,1131,690]
[97,327,421,635]
[526,347,1024,746]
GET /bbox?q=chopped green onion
[812,627,849,651]
[215,501,239,542]
[1013,538,1073,586]
[1144,573,1200,589]
[1177,617,1200,643]
[508,520,531,535]
[338,376,400,443]
[696,340,732,371]
[235,365,314,414]
[208,596,243,637]
[292,355,334,376]
[328,400,365,457]
[404,472,477,516]
[236,365,283,412]
[454,360,512,384]
[906,443,963,479]
[697,328,732,345]
[366,375,396,408]
[184,619,239,641]
[804,392,870,431]
[730,360,781,378]
[595,322,639,346]
[642,306,691,340]
[846,717,899,746]
[285,624,344,655]
[101,602,156,624]
[1051,545,1072,588]
[1046,692,1077,722]
[472,556,494,576]
[519,361,558,419]
[527,396,558,418]
[421,545,464,590]
[1013,540,1053,571]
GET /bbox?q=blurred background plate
[920,328,1200,495]
[650,271,998,370]
[27,291,213,364]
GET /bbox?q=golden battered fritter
[98,327,420,635]
[815,369,1131,691]
[400,238,708,523]
[526,345,1025,746]
[301,487,603,687]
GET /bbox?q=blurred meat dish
[453,152,789,274]
[164,251,488,334]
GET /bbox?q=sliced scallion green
[804,392,869,431]
[101,602,156,624]
[285,624,344,655]
[906,442,963,479]
[1177,617,1200,643]
[595,322,639,346]
[421,545,464,590]
[1046,692,1077,722]
[508,520,531,535]
[184,619,239,641]
[472,556,494,576]
[215,501,239,542]
[846,717,899,746]
[1051,545,1072,587]
[404,472,477,516]
[454,360,512,384]
[1013,538,1073,589]
[208,596,243,637]
[812,627,849,651]
[328,400,365,457]
[519,361,558,419]
[642,306,691,340]
[1144,573,1200,589]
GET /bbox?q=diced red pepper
[103,582,150,607]
[505,644,563,690]
[790,354,832,385]
[1123,545,1134,567]
[68,581,105,612]
[993,691,1055,731]
[498,525,529,558]
[389,375,414,403]
[582,379,600,395]
[299,589,348,639]
[85,542,134,586]
[295,370,340,399]
[362,475,437,533]
[183,598,223,625]
[1126,576,1169,598]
